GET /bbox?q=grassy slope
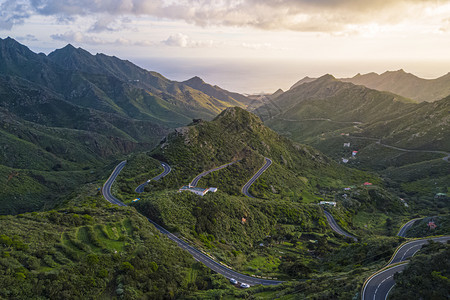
[0,190,212,299]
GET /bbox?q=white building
[179,186,218,196]
[319,201,337,207]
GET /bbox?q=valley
[0,38,448,299]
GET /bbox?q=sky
[1,0,450,93]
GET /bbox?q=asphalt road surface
[101,160,127,207]
[397,218,420,237]
[362,236,450,300]
[103,161,283,286]
[323,210,357,241]
[388,236,450,265]
[241,157,272,197]
[190,161,237,187]
[375,140,450,162]
[135,162,172,193]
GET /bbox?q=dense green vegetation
[134,191,332,276]
[186,236,403,299]
[0,190,216,299]
[390,241,450,299]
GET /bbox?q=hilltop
[148,106,375,198]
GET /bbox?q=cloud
[241,42,288,51]
[2,0,450,33]
[162,33,215,48]
[51,31,106,44]
[16,34,38,41]
[88,16,117,33]
[440,18,450,32]
[0,0,31,29]
[50,30,156,47]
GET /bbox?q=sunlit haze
[2,0,450,93]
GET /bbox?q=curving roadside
[348,135,450,162]
[101,161,127,207]
[397,218,420,237]
[276,117,361,125]
[190,161,237,187]
[362,235,450,300]
[135,162,172,193]
[102,161,283,286]
[323,210,357,241]
[241,157,272,198]
[375,140,450,162]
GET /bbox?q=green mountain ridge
[259,74,448,151]
[1,37,249,127]
[47,41,248,121]
[183,76,252,106]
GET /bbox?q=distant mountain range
[292,69,450,102]
[341,70,450,103]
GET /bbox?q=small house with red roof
[427,221,437,230]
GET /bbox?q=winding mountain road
[190,161,237,187]
[397,218,420,237]
[323,210,357,241]
[135,162,172,193]
[102,161,283,286]
[362,235,450,300]
[375,140,450,162]
[103,161,450,293]
[241,157,272,197]
[101,161,127,207]
[348,136,450,162]
[276,117,361,125]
